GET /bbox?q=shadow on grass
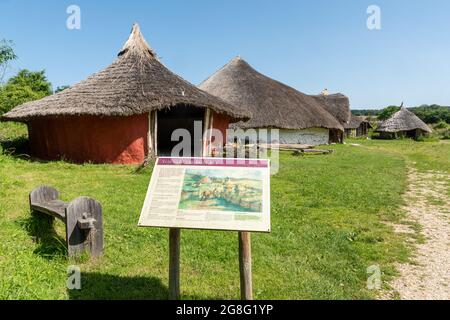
[18,211,67,260]
[68,273,169,300]
[182,294,228,300]
[1,136,55,163]
[0,136,31,160]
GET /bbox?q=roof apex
[227,55,250,66]
[118,23,156,58]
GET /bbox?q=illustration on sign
[179,168,263,213]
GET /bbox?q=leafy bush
[442,130,450,140]
[434,120,449,129]
[416,135,439,142]
[411,105,450,124]
[377,106,401,120]
[0,69,52,115]
[0,85,48,115]
[369,131,381,139]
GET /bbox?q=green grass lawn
[1,123,447,300]
[353,138,450,173]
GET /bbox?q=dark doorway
[405,129,419,140]
[157,105,205,156]
[329,129,343,144]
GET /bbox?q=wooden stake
[169,228,181,300]
[238,231,253,300]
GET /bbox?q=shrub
[417,135,439,142]
[0,69,52,115]
[442,130,450,140]
[434,120,449,129]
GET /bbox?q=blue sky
[1,0,449,109]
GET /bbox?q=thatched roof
[344,115,373,129]
[376,107,432,133]
[199,57,343,131]
[1,24,250,123]
[310,93,351,125]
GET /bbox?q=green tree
[0,69,52,115]
[0,39,17,83]
[55,85,70,93]
[7,70,52,94]
[378,105,401,120]
[409,105,450,124]
[353,105,450,124]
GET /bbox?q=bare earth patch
[381,166,450,300]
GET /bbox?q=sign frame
[138,157,271,233]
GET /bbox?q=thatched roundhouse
[311,92,351,142]
[311,92,351,125]
[199,57,344,146]
[1,24,250,163]
[376,106,431,140]
[344,115,372,138]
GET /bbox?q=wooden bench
[29,186,104,258]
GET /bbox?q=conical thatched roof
[310,93,351,125]
[199,57,343,130]
[1,24,250,123]
[376,107,432,133]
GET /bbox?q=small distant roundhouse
[376,106,431,140]
[344,115,372,138]
[1,24,250,164]
[310,93,351,143]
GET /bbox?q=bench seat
[30,199,67,221]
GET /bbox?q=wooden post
[169,228,181,300]
[238,231,253,300]
[202,108,212,157]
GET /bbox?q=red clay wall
[28,114,148,164]
[212,111,233,141]
[206,111,233,155]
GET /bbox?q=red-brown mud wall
[211,111,233,143]
[27,114,148,164]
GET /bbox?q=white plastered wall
[230,127,329,146]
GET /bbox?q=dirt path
[381,165,450,300]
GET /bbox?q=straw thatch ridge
[344,115,372,129]
[310,93,351,125]
[199,57,343,131]
[1,24,250,123]
[376,107,432,133]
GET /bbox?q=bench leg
[65,197,103,258]
[29,186,58,238]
